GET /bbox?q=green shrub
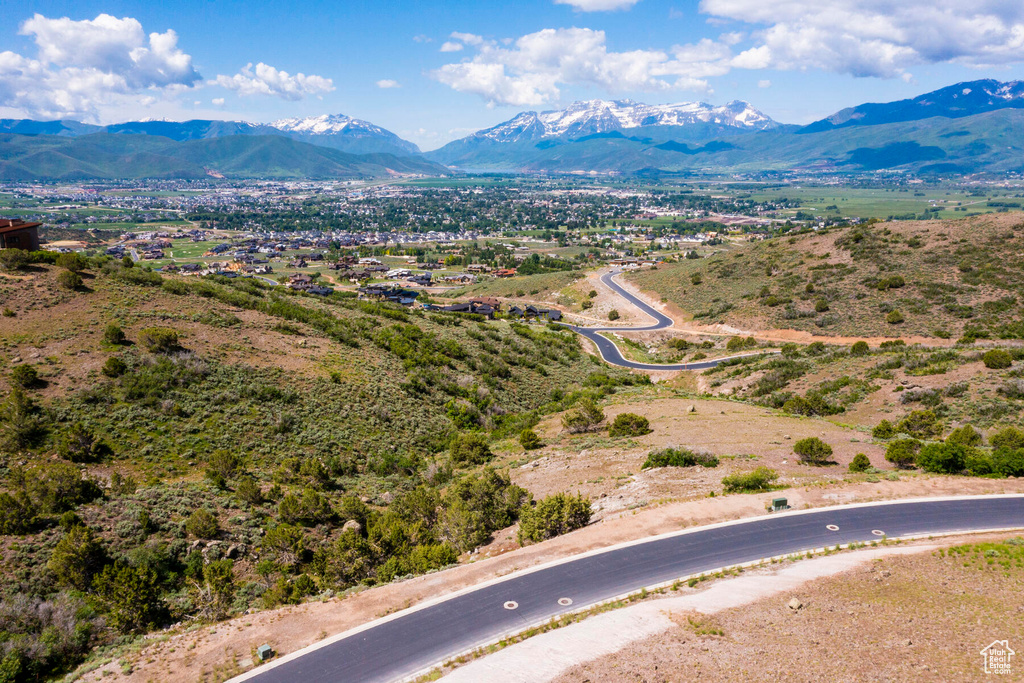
[102,356,127,377]
[519,428,543,451]
[449,432,493,465]
[103,324,126,345]
[793,437,833,465]
[991,427,1024,452]
[642,448,719,469]
[850,341,870,356]
[57,423,109,463]
[607,309,620,321]
[55,252,88,272]
[946,424,982,447]
[57,270,83,290]
[92,562,167,634]
[872,419,895,439]
[561,397,604,433]
[0,491,35,534]
[814,298,830,313]
[983,349,1013,369]
[186,508,220,539]
[886,310,905,324]
[897,410,941,439]
[721,467,778,493]
[0,387,48,450]
[139,327,180,353]
[10,364,39,388]
[518,492,591,544]
[885,439,921,468]
[608,412,652,438]
[20,461,102,513]
[0,248,29,271]
[47,525,108,591]
[849,453,871,472]
[916,443,968,474]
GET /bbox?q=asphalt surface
[239,496,1024,683]
[563,271,770,371]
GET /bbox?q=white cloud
[757,79,771,88]
[376,79,401,88]
[0,13,200,119]
[212,97,225,106]
[554,0,641,11]
[213,62,334,100]
[433,28,730,106]
[700,0,1024,78]
[440,41,464,52]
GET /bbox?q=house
[469,296,500,311]
[408,273,432,286]
[466,264,492,273]
[516,305,562,321]
[0,219,41,251]
[442,301,495,319]
[288,258,308,268]
[493,268,517,278]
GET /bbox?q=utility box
[257,645,275,662]
[769,497,790,512]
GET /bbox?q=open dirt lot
[554,531,1024,683]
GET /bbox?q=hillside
[0,132,445,180]
[0,257,640,679]
[627,213,1024,340]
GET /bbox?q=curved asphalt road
[237,496,1024,683]
[563,271,771,371]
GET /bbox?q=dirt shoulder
[78,481,1024,683]
[553,531,1024,683]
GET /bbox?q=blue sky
[3,0,1024,150]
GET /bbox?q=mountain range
[2,79,1024,178]
[0,133,444,181]
[425,79,1024,174]
[0,113,419,157]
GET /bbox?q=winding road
[234,495,1024,683]
[564,270,770,371]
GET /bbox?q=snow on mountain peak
[475,99,776,142]
[271,113,363,135]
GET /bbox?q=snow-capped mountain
[802,79,1024,133]
[269,114,420,155]
[474,99,777,143]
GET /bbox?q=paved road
[564,271,770,371]
[237,496,1024,683]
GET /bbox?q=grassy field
[742,185,1019,219]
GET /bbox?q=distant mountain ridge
[0,113,420,157]
[801,79,1024,133]
[0,133,445,181]
[427,80,1024,174]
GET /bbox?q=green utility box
[768,497,790,512]
[257,644,275,662]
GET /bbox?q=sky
[3,0,1024,150]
